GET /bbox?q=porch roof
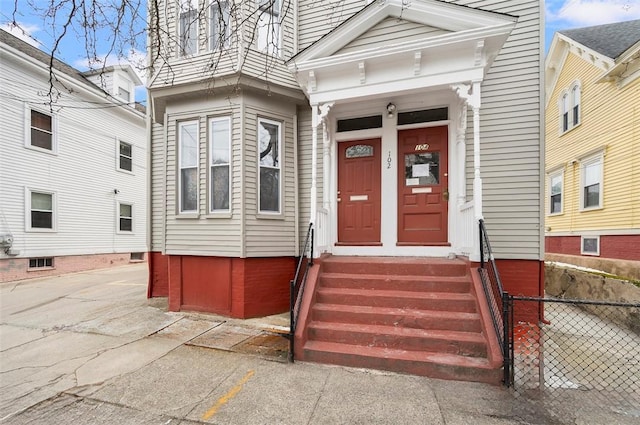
[287,0,517,105]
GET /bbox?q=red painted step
[296,256,502,385]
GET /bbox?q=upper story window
[209,117,231,212]
[559,81,581,133]
[29,109,55,152]
[548,170,563,215]
[118,140,133,172]
[117,86,131,103]
[179,0,199,56]
[27,189,55,231]
[179,120,199,213]
[209,0,231,50]
[580,153,603,210]
[258,118,281,213]
[257,0,281,56]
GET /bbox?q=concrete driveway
[0,264,635,424]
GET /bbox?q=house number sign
[415,143,430,151]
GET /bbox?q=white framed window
[179,0,199,56]
[559,81,581,133]
[580,153,603,210]
[209,0,231,50]
[257,0,281,56]
[26,189,56,232]
[258,118,281,214]
[179,120,199,213]
[27,107,56,152]
[209,117,231,213]
[118,140,133,172]
[548,170,563,215]
[118,202,133,232]
[581,235,600,256]
[118,86,131,103]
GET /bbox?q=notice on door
[350,195,368,201]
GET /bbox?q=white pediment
[288,0,517,104]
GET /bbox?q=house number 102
[414,144,430,151]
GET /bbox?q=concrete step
[321,256,468,277]
[319,273,471,293]
[316,287,477,313]
[311,303,482,333]
[303,340,502,385]
[307,321,488,357]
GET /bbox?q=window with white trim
[119,203,133,232]
[28,190,55,231]
[559,81,581,133]
[209,0,231,50]
[29,257,53,269]
[257,0,281,56]
[581,236,600,256]
[118,140,133,172]
[29,109,54,151]
[580,154,603,210]
[548,170,563,215]
[179,121,199,213]
[209,117,231,212]
[179,0,199,56]
[258,118,281,213]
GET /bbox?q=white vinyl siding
[150,121,166,251]
[0,42,147,259]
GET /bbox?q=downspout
[293,113,299,256]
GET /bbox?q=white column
[472,82,483,220]
[456,101,467,207]
[310,104,318,227]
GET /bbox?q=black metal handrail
[477,219,510,385]
[289,222,314,362]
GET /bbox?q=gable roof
[545,19,640,105]
[287,0,517,104]
[559,19,640,60]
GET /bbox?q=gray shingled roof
[559,19,640,60]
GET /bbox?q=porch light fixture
[386,103,396,118]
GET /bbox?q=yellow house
[544,19,640,266]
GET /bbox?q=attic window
[118,87,130,102]
[397,108,448,125]
[337,115,382,132]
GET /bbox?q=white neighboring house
[0,29,148,282]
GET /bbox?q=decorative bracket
[451,82,480,109]
[359,62,366,84]
[414,51,422,76]
[474,40,485,67]
[308,71,316,92]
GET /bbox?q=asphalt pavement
[0,264,636,424]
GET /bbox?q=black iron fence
[505,296,640,419]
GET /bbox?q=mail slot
[350,195,368,201]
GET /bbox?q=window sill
[116,168,135,176]
[25,228,56,233]
[116,231,135,235]
[175,213,200,219]
[547,212,563,217]
[559,122,581,136]
[24,144,57,156]
[28,266,55,272]
[579,206,603,213]
[257,212,284,220]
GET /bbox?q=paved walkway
[1,264,638,424]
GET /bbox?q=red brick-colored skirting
[147,253,295,319]
[0,253,145,283]
[545,234,640,261]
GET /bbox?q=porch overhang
[287,0,517,105]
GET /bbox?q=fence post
[502,291,511,387]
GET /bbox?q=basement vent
[130,252,145,261]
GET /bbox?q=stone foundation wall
[545,263,640,333]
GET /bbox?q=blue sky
[2,0,640,103]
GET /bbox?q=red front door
[337,139,381,244]
[397,126,449,245]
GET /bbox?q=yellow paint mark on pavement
[202,369,255,420]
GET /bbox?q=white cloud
[73,49,147,84]
[548,0,640,26]
[0,22,42,47]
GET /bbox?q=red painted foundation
[148,252,295,319]
[546,234,640,262]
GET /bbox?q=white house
[0,29,148,282]
[146,0,544,383]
